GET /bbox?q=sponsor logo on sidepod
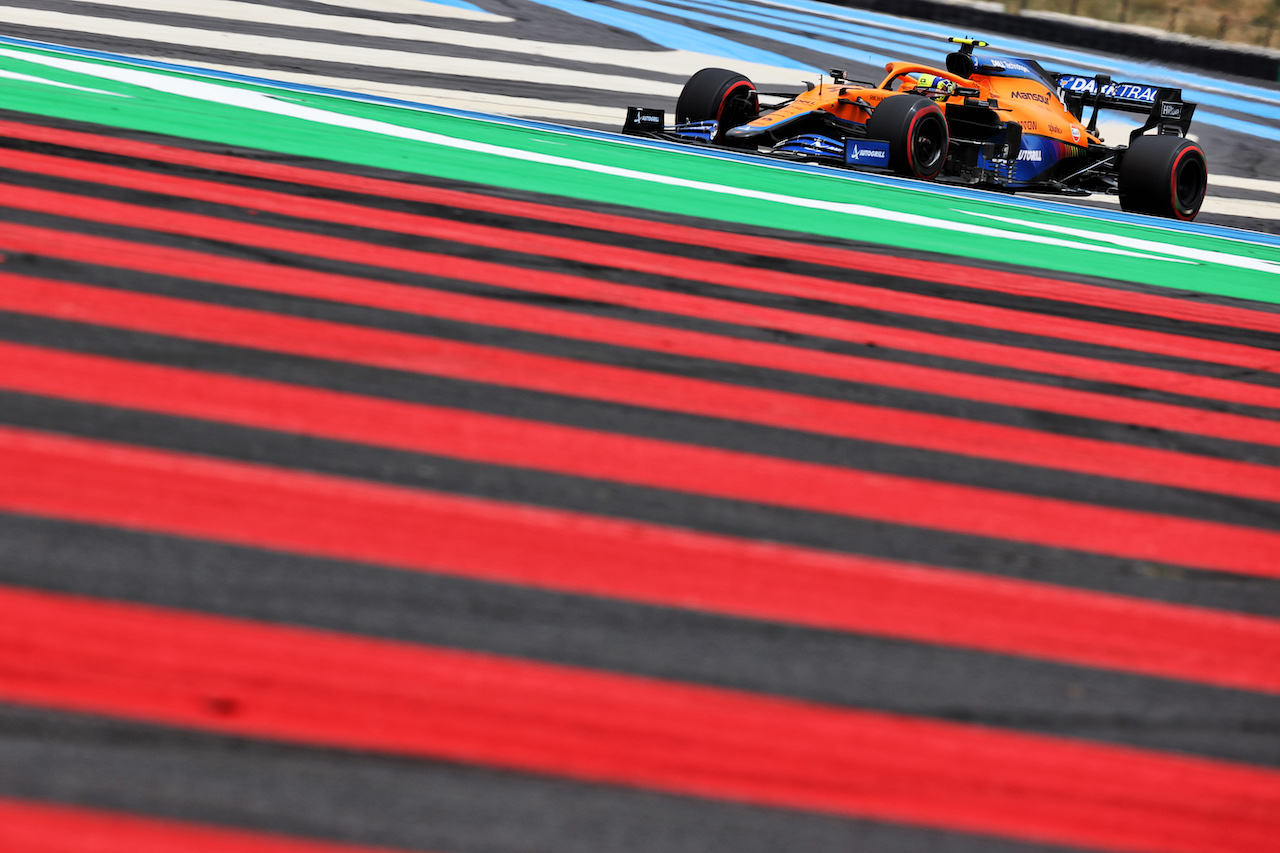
[1071,125,1081,142]
[1016,149,1042,161]
[1009,91,1050,105]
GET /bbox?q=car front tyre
[676,68,759,145]
[865,94,949,180]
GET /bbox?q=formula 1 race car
[623,38,1207,220]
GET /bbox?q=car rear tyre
[865,94,949,180]
[1118,135,1207,221]
[676,68,758,144]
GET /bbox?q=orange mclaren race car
[624,37,1207,220]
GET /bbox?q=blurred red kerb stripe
[0,798,414,853]
[1,117,1276,335]
[2,423,1280,694]
[1,585,1279,853]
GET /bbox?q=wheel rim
[717,83,756,133]
[1174,153,1206,211]
[910,114,945,174]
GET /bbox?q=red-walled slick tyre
[1118,135,1207,221]
[676,68,759,145]
[865,94,950,180]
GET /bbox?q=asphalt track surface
[2,3,1280,853]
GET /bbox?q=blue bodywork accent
[773,133,845,158]
[975,132,1074,185]
[725,108,821,139]
[968,52,1044,81]
[1056,75,1160,106]
[844,138,891,167]
[671,119,719,142]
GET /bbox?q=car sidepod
[975,133,1078,185]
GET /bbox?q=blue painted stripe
[415,0,492,12]
[515,0,807,69]
[763,0,1280,110]
[1197,109,1280,141]
[688,0,1280,139]
[600,0,892,67]
[668,0,947,62]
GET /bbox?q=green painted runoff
[0,40,1278,305]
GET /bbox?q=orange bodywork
[737,60,1098,149]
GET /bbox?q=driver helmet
[913,74,958,101]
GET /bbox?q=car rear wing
[1052,73,1196,142]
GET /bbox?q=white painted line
[72,0,688,71]
[0,47,1204,266]
[0,2,805,89]
[0,5,682,97]
[1067,190,1280,220]
[1211,174,1280,195]
[1200,196,1280,222]
[129,54,625,124]
[962,209,1280,275]
[0,67,126,95]
[308,0,513,22]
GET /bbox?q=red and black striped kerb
[0,113,1278,853]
